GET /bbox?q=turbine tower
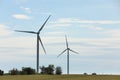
[15,15,51,73]
[58,35,79,75]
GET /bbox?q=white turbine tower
[15,15,51,73]
[58,35,79,75]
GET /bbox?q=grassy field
[0,75,120,80]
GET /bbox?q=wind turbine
[57,35,79,75]
[15,15,51,73]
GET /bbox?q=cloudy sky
[0,0,120,74]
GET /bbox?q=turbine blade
[69,49,79,54]
[15,30,37,34]
[38,36,46,54]
[57,49,67,57]
[65,35,68,48]
[38,15,51,33]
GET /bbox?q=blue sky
[0,0,120,74]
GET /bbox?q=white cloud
[51,18,120,24]
[0,36,35,48]
[0,32,120,58]
[0,24,12,36]
[77,20,120,24]
[102,29,120,37]
[56,18,74,23]
[46,31,66,36]
[43,36,120,47]
[48,23,71,29]
[20,6,32,13]
[12,14,31,20]
[50,18,74,24]
[80,25,103,31]
[49,18,120,31]
[33,36,119,57]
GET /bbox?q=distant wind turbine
[15,15,51,73]
[57,35,79,75]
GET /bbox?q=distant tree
[40,64,55,75]
[40,66,46,74]
[47,64,55,75]
[92,73,97,75]
[0,70,4,75]
[9,68,20,75]
[83,73,87,75]
[21,67,35,75]
[55,66,62,75]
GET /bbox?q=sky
[0,0,120,74]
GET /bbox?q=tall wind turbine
[58,35,79,75]
[15,15,51,73]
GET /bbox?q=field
[0,75,120,80]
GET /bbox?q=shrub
[92,73,97,75]
[0,70,4,75]
[40,66,46,74]
[47,65,55,75]
[83,73,87,75]
[21,67,35,75]
[9,68,20,75]
[9,67,35,75]
[55,66,62,75]
[40,64,55,75]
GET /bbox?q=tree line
[40,64,62,75]
[0,64,62,75]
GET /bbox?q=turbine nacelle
[67,48,70,50]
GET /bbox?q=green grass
[0,75,120,80]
